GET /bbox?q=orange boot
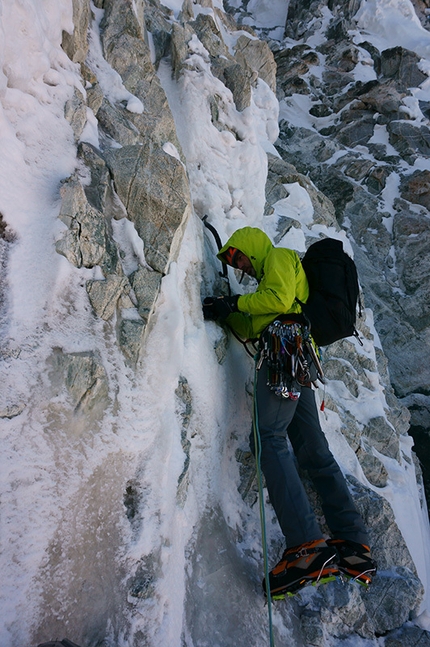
[263,539,339,599]
[328,539,377,587]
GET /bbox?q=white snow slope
[0,0,430,646]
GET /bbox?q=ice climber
[202,226,377,598]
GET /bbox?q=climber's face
[235,251,256,277]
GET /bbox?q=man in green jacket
[203,226,376,598]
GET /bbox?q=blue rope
[253,359,275,647]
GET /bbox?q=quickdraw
[257,320,325,399]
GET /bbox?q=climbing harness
[253,360,276,647]
[257,320,325,398]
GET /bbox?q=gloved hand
[202,295,239,320]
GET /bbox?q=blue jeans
[251,367,369,548]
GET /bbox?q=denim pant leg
[251,366,323,547]
[287,387,369,545]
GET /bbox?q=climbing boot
[263,538,339,599]
[328,539,377,587]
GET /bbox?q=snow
[0,0,430,645]
[241,0,291,40]
[157,49,278,236]
[353,0,430,59]
[86,4,144,115]
[305,6,336,48]
[351,47,378,83]
[367,124,400,157]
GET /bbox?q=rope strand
[253,359,275,647]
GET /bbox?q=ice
[1,0,430,644]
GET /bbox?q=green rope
[253,359,275,647]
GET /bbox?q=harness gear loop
[257,320,324,399]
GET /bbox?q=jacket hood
[217,227,273,280]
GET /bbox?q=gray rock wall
[49,0,430,645]
[57,0,281,367]
[265,0,430,472]
[58,0,192,365]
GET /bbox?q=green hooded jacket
[217,227,309,339]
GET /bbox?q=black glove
[202,297,218,321]
[202,295,239,320]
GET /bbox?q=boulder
[144,1,172,67]
[387,121,430,162]
[118,317,146,365]
[393,209,430,325]
[104,144,190,273]
[358,82,404,120]
[100,0,152,90]
[356,449,389,488]
[400,169,430,211]
[362,416,401,462]
[61,0,90,63]
[171,22,196,80]
[191,13,230,61]
[86,275,130,320]
[343,156,375,181]
[321,69,355,96]
[50,349,109,412]
[347,476,417,573]
[221,62,253,112]
[100,0,181,150]
[384,625,430,647]
[293,567,423,641]
[273,44,319,100]
[363,567,424,634]
[336,119,375,147]
[234,35,277,92]
[64,87,87,142]
[56,176,120,274]
[129,266,163,322]
[77,143,112,214]
[96,99,143,147]
[365,165,390,194]
[331,79,380,113]
[380,47,427,90]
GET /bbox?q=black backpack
[297,238,362,347]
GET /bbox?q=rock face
[262,0,430,499]
[16,0,429,645]
[58,0,192,365]
[49,348,110,413]
[57,0,281,367]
